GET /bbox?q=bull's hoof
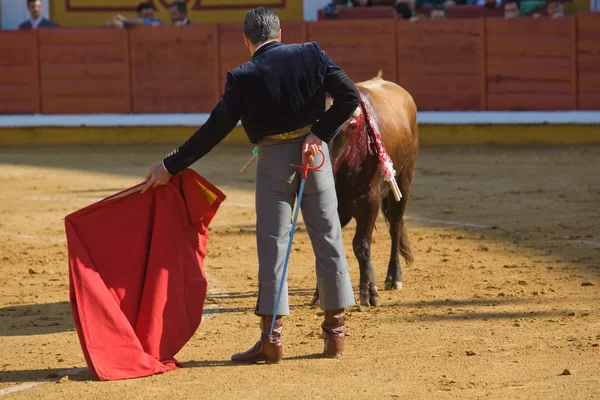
[360,293,371,307]
[369,295,381,307]
[360,291,382,307]
[384,279,403,290]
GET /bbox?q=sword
[269,149,326,336]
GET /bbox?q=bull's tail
[398,223,414,265]
[381,195,414,265]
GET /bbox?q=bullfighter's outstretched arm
[162,71,241,176]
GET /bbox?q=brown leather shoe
[231,315,283,363]
[322,309,345,358]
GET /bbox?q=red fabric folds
[65,169,226,381]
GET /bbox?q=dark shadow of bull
[312,72,419,307]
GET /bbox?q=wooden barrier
[129,25,219,113]
[577,12,600,110]
[218,21,306,94]
[1,15,599,115]
[445,5,504,18]
[308,20,397,84]
[486,17,577,110]
[397,19,485,110]
[38,28,130,114]
[0,30,39,114]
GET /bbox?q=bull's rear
[327,72,419,307]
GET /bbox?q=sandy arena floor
[0,143,599,399]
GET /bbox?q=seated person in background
[104,2,163,28]
[546,0,565,17]
[503,0,521,18]
[429,4,447,19]
[168,1,193,25]
[323,0,349,19]
[393,1,420,21]
[19,0,59,29]
[467,0,502,7]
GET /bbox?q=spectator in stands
[104,2,163,28]
[393,1,420,21]
[503,0,521,18]
[168,1,193,25]
[546,0,566,17]
[468,0,502,7]
[19,0,59,29]
[429,4,447,19]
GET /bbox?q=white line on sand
[0,232,66,244]
[0,368,85,397]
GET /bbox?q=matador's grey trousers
[254,135,356,316]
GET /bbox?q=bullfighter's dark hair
[244,6,280,45]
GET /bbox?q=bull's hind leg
[383,175,413,290]
[353,198,381,307]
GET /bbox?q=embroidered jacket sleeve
[310,44,361,143]
[162,71,241,175]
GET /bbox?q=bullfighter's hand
[140,163,172,194]
[302,132,322,166]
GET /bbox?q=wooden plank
[218,23,248,92]
[487,55,572,81]
[577,53,600,71]
[0,84,38,101]
[571,15,577,110]
[0,98,39,114]
[398,62,480,75]
[401,90,481,110]
[488,79,572,94]
[0,30,39,114]
[480,18,487,111]
[486,34,573,57]
[39,44,127,64]
[486,17,574,36]
[128,25,218,45]
[41,96,131,114]
[130,25,219,113]
[0,48,37,66]
[280,20,307,44]
[576,12,600,33]
[487,93,574,110]
[39,63,127,79]
[396,19,482,35]
[578,73,600,92]
[308,21,396,84]
[577,35,600,53]
[0,66,37,84]
[308,20,395,37]
[578,92,600,109]
[38,28,126,45]
[41,79,127,97]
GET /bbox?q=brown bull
[313,72,419,307]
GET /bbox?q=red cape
[65,169,225,381]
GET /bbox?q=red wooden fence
[0,14,598,114]
[485,16,577,110]
[129,25,220,113]
[0,30,39,113]
[307,20,397,84]
[396,19,485,110]
[38,28,130,114]
[577,12,600,110]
